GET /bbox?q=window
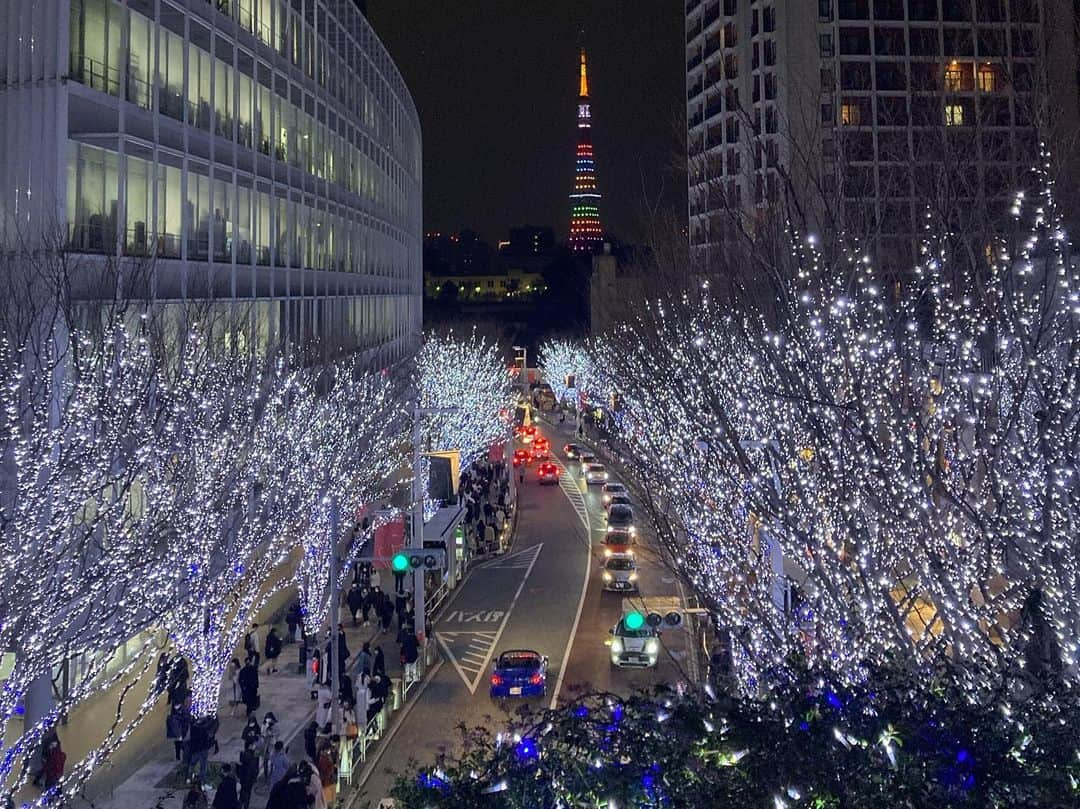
[977,63,998,92]
[819,0,833,21]
[726,148,741,174]
[723,22,738,48]
[820,68,835,90]
[821,102,835,124]
[873,0,904,18]
[909,28,940,56]
[751,9,759,36]
[763,6,776,31]
[874,27,906,56]
[725,117,740,143]
[944,62,963,91]
[765,106,778,133]
[723,0,737,13]
[838,0,869,18]
[765,73,777,99]
[841,101,862,125]
[839,27,871,55]
[724,54,739,78]
[819,33,834,57]
[841,62,871,90]
[945,102,965,125]
[875,61,906,90]
[764,40,777,66]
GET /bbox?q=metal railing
[71,55,120,96]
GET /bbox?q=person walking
[355,642,372,679]
[400,630,419,682]
[360,581,373,626]
[317,743,337,807]
[238,657,260,717]
[372,646,386,678]
[267,741,289,790]
[260,712,279,780]
[346,582,364,627]
[354,674,371,728]
[42,738,66,790]
[303,720,319,763]
[227,658,242,717]
[240,715,261,750]
[285,602,302,644]
[315,683,333,733]
[185,715,216,785]
[378,597,394,635]
[182,781,209,809]
[243,624,261,661]
[211,762,240,809]
[475,519,487,553]
[306,649,321,699]
[237,743,259,809]
[166,702,190,761]
[264,628,282,674]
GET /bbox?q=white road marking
[549,450,592,709]
[435,543,544,694]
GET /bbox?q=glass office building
[0,0,422,357]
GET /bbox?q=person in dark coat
[236,743,260,809]
[372,646,386,678]
[212,762,240,809]
[240,715,261,749]
[238,658,260,717]
[400,631,420,681]
[359,582,373,626]
[285,602,302,644]
[379,598,394,634]
[264,628,282,674]
[166,702,190,760]
[346,583,364,626]
[303,719,319,763]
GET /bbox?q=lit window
[977,64,997,92]
[840,103,860,126]
[945,103,964,126]
[944,63,963,91]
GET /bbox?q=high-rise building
[0,0,422,359]
[686,0,1080,271]
[569,48,604,252]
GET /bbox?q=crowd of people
[460,459,512,556]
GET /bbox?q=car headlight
[645,639,659,655]
[602,571,612,582]
[602,495,610,504]
[603,547,613,557]
[629,526,636,534]
[606,525,614,532]
[610,638,623,654]
[628,572,638,582]
[603,472,609,479]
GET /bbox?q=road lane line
[548,452,592,710]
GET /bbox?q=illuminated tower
[569,48,603,252]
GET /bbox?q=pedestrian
[304,720,319,763]
[241,715,261,749]
[368,673,389,723]
[167,657,191,706]
[307,649,321,699]
[227,658,242,717]
[372,646,386,678]
[379,597,394,634]
[483,502,494,523]
[166,702,190,761]
[400,630,419,682]
[369,566,382,591]
[285,602,302,644]
[244,623,261,660]
[315,683,333,733]
[484,520,496,552]
[185,715,216,785]
[260,712,279,779]
[212,762,240,809]
[306,757,328,809]
[264,627,282,674]
[237,742,259,809]
[395,592,407,629]
[155,652,171,695]
[354,674,371,728]
[238,657,260,717]
[339,671,354,713]
[475,518,487,552]
[267,741,289,790]
[182,781,209,809]
[360,583,373,626]
[317,744,337,807]
[42,739,66,789]
[346,582,364,626]
[355,641,372,679]
[392,565,406,594]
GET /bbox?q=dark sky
[367,2,686,245]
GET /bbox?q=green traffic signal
[624,611,645,631]
[391,552,409,572]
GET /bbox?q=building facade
[0,0,422,357]
[686,0,1079,270]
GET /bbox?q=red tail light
[528,673,543,685]
[491,674,503,686]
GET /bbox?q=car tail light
[491,674,503,686]
[528,673,543,685]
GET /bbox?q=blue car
[489,650,548,698]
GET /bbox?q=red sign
[373,517,406,569]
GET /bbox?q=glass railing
[71,55,121,96]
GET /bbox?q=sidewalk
[73,604,411,809]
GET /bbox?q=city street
[356,422,693,805]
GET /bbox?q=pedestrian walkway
[72,608,412,809]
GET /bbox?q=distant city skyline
[367,1,686,244]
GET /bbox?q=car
[583,463,608,484]
[563,443,584,459]
[604,493,632,513]
[602,530,635,556]
[606,504,636,535]
[512,449,530,467]
[579,451,597,465]
[521,425,537,444]
[531,438,551,461]
[607,613,661,668]
[601,553,638,592]
[601,482,628,505]
[537,462,560,485]
[489,650,548,698]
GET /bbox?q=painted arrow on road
[435,542,544,694]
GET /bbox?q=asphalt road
[356,421,693,805]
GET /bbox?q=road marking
[477,542,543,570]
[434,542,544,694]
[442,609,506,623]
[549,449,592,709]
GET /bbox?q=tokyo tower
[568,47,603,252]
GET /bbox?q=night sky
[367,2,686,245]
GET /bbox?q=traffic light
[391,549,446,571]
[624,610,645,631]
[624,609,682,630]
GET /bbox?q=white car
[605,493,632,512]
[583,463,608,484]
[601,554,638,592]
[607,613,660,668]
[601,482,627,505]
